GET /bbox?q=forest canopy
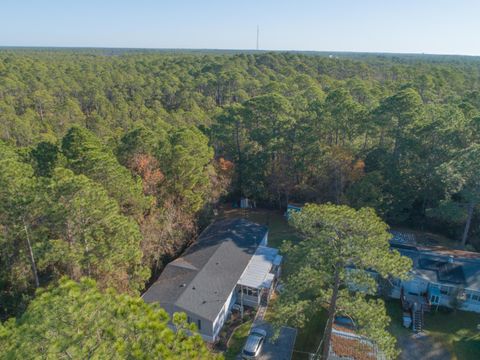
[0,277,215,359]
[1,49,480,326]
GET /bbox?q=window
[187,316,191,323]
[197,319,202,330]
[440,286,451,295]
[242,287,257,296]
[472,294,480,302]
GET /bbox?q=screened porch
[235,246,282,308]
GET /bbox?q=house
[328,324,385,360]
[388,234,480,314]
[142,218,282,342]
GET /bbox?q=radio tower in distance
[256,25,259,50]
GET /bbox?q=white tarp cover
[238,246,279,289]
[262,272,275,289]
[273,254,283,266]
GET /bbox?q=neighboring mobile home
[142,218,282,342]
[389,234,480,314]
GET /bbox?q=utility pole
[256,25,259,50]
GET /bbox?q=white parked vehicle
[242,328,267,359]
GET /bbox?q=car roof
[244,331,266,352]
[251,327,267,336]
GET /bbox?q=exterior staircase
[253,289,271,325]
[412,302,424,333]
[260,290,269,306]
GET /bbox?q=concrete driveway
[237,321,297,360]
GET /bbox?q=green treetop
[0,277,218,360]
[273,203,412,359]
[61,126,152,219]
[433,144,480,247]
[0,141,42,317]
[39,168,150,293]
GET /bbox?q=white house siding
[462,290,480,312]
[435,292,480,312]
[212,287,237,340]
[389,279,480,314]
[173,305,214,342]
[156,304,212,340]
[198,323,215,342]
[194,317,215,342]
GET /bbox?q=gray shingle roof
[393,244,480,291]
[142,218,268,321]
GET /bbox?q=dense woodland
[1,50,480,353]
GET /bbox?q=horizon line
[0,45,479,58]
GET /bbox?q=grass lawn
[224,320,253,360]
[424,308,480,360]
[386,299,480,360]
[385,300,412,339]
[290,309,328,360]
[263,295,327,360]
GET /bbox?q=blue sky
[1,0,480,55]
